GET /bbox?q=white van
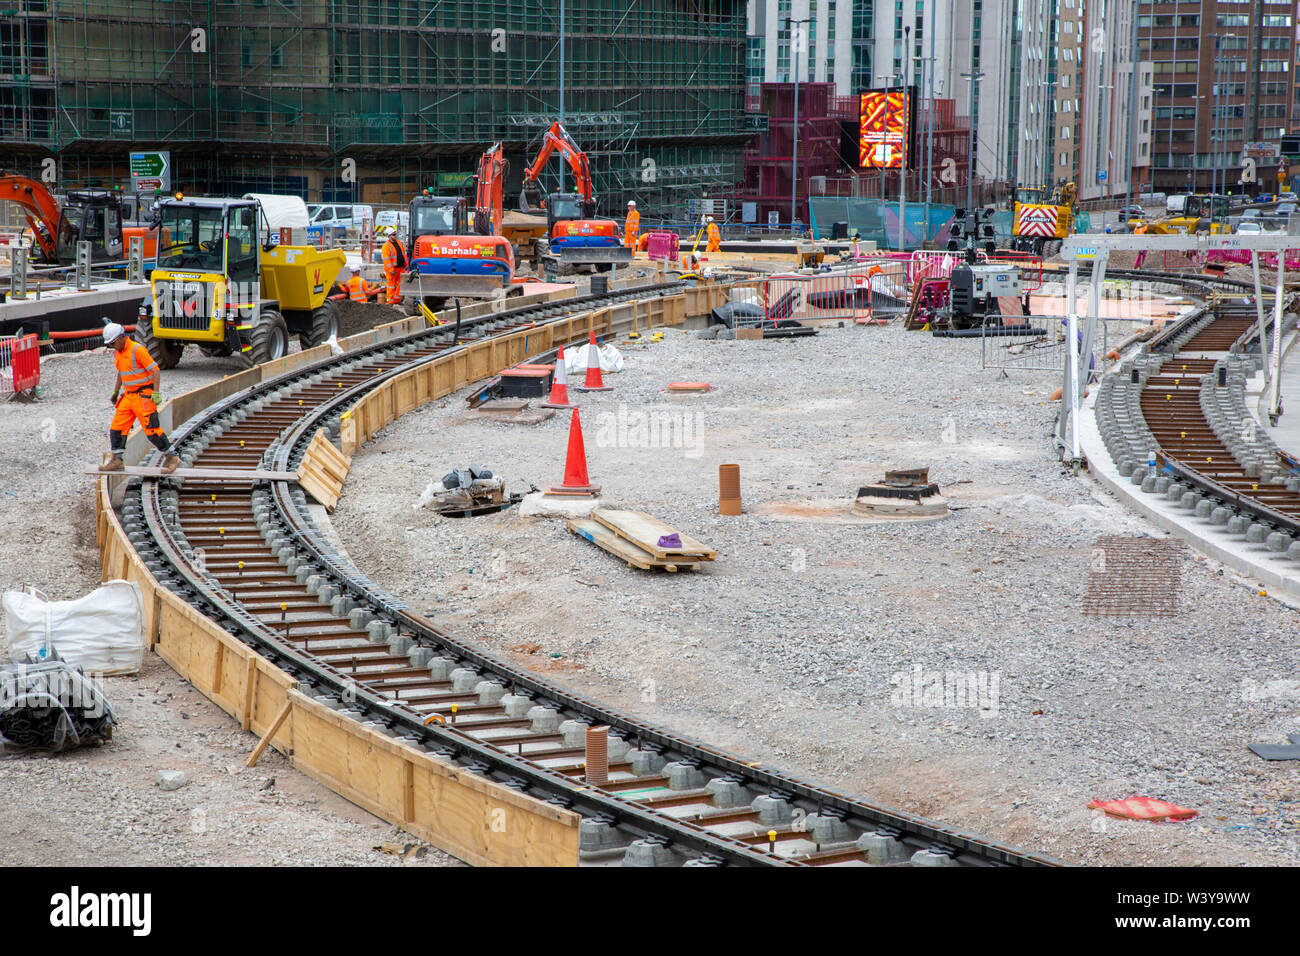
[244,193,309,244]
[1166,194,1188,216]
[374,209,409,235]
[306,203,376,240]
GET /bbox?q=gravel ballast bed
[331,320,1300,866]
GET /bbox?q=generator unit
[949,263,1022,329]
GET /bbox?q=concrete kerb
[1080,372,1300,606]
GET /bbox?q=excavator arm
[2,173,62,263]
[474,142,509,237]
[519,121,595,210]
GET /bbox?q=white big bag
[3,580,145,676]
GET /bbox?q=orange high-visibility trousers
[624,211,640,248]
[384,270,402,304]
[111,390,165,440]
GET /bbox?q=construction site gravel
[330,319,1300,867]
[0,334,457,867]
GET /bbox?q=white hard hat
[102,322,125,344]
[350,264,361,273]
[707,215,714,222]
[628,200,636,207]
[384,226,396,236]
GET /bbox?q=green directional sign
[129,151,170,193]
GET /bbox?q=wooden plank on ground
[591,508,717,561]
[566,518,700,572]
[85,466,298,480]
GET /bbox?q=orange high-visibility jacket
[346,275,371,302]
[706,221,721,250]
[114,341,158,393]
[624,209,640,246]
[381,237,406,273]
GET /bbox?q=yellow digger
[1125,193,1230,235]
[1012,181,1076,257]
[135,195,346,367]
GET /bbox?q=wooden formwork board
[94,478,581,866]
[296,428,352,512]
[89,279,722,863]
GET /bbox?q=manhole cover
[1083,536,1185,617]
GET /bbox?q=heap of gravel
[331,319,1300,865]
[0,347,457,866]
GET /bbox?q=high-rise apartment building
[1141,1,1293,194]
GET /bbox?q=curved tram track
[112,282,1056,867]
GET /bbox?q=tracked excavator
[402,142,522,314]
[518,121,631,274]
[2,173,159,266]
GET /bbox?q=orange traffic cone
[574,332,613,392]
[541,346,573,408]
[545,408,601,496]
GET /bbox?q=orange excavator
[519,121,630,274]
[2,173,159,266]
[402,142,520,312]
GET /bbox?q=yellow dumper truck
[135,195,346,367]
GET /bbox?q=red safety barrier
[0,333,40,394]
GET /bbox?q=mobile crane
[402,142,520,312]
[518,121,630,274]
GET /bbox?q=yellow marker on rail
[768,830,777,853]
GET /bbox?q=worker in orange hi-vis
[623,200,640,248]
[380,227,407,305]
[705,215,721,252]
[100,322,181,474]
[345,264,373,302]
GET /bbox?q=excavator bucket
[519,185,542,213]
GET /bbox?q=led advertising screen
[859,87,915,169]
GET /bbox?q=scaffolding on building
[0,0,750,216]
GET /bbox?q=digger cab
[57,190,126,263]
[408,193,467,247]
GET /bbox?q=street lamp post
[1125,0,1139,212]
[900,25,911,251]
[960,70,983,215]
[788,16,811,232]
[924,0,936,245]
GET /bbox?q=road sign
[1096,169,1107,183]
[130,151,170,193]
[767,210,779,228]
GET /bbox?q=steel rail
[117,280,1058,867]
